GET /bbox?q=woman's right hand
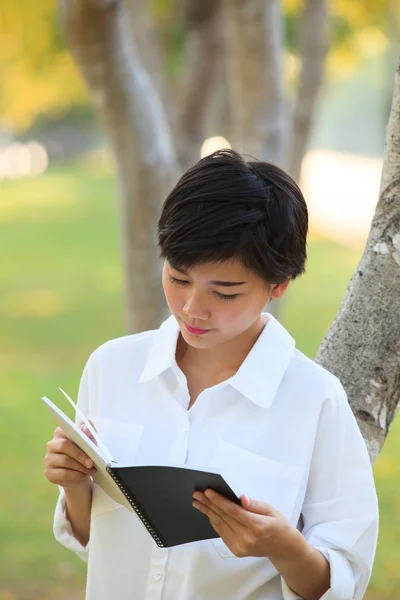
[44,425,97,490]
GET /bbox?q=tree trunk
[177,0,224,170]
[59,0,181,333]
[222,0,287,165]
[286,0,328,182]
[316,58,400,464]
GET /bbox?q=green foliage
[0,160,398,597]
[1,0,394,133]
[283,0,392,85]
[0,0,88,131]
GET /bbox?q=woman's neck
[176,316,267,379]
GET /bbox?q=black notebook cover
[107,464,241,548]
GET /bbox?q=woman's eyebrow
[172,266,246,287]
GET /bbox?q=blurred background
[0,0,399,598]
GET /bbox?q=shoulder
[266,314,346,409]
[285,347,347,407]
[84,327,158,373]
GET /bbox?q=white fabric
[53,313,378,600]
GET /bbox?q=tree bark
[316,58,400,464]
[59,0,181,333]
[177,0,224,170]
[123,0,174,128]
[222,0,287,165]
[206,54,233,143]
[286,0,328,181]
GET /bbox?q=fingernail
[85,459,93,467]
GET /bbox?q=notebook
[42,391,241,548]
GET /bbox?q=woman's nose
[183,293,209,321]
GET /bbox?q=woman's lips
[184,322,212,335]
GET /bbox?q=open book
[42,390,240,548]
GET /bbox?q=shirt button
[182,428,188,436]
[155,572,163,581]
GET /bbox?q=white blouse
[54,313,378,600]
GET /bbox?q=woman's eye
[168,274,188,286]
[214,292,239,301]
[168,274,238,300]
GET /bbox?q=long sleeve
[53,360,95,562]
[53,486,89,562]
[281,378,379,600]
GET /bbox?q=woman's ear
[270,276,292,300]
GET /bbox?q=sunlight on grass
[94,264,123,293]
[374,456,400,479]
[0,174,84,223]
[5,289,63,318]
[79,147,116,179]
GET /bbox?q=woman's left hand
[192,489,297,559]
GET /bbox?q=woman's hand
[192,489,298,560]
[44,423,97,491]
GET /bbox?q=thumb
[240,495,275,516]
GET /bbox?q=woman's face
[162,259,287,350]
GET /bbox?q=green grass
[0,160,398,597]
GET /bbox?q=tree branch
[176,0,223,169]
[222,0,287,164]
[123,0,174,128]
[286,0,328,181]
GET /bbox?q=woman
[45,149,378,600]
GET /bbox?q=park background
[0,1,399,599]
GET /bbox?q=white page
[57,387,114,464]
[42,395,109,463]
[41,395,135,512]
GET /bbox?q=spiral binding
[106,466,167,548]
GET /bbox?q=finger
[78,422,96,444]
[193,493,247,538]
[195,490,252,527]
[240,495,276,517]
[193,498,237,539]
[48,453,95,475]
[199,489,272,529]
[53,426,68,440]
[48,437,94,469]
[193,500,248,557]
[47,467,91,485]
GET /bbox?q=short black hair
[157,149,308,284]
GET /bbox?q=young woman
[45,149,378,600]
